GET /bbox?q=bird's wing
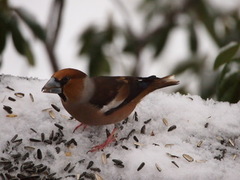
[90,76,157,115]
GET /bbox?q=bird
[42,68,179,152]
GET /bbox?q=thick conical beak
[42,77,62,94]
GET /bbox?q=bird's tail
[151,75,179,90]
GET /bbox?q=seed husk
[137,162,145,171]
[95,173,103,180]
[24,146,35,151]
[8,97,16,102]
[6,114,17,118]
[233,154,237,160]
[171,161,179,168]
[165,144,174,148]
[49,110,56,119]
[29,93,34,102]
[197,141,203,148]
[162,118,168,126]
[22,152,30,161]
[229,139,235,147]
[65,138,77,147]
[112,159,124,168]
[166,153,179,158]
[183,154,194,162]
[168,125,177,132]
[101,153,107,164]
[8,166,18,173]
[152,143,160,146]
[51,104,60,112]
[44,139,53,145]
[14,92,25,98]
[155,163,162,172]
[120,129,135,141]
[87,161,94,169]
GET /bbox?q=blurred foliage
[0,0,240,102]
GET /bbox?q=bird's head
[42,68,87,102]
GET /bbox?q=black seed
[6,86,15,91]
[17,174,27,179]
[11,134,18,143]
[137,162,145,171]
[41,133,45,142]
[64,163,71,171]
[133,112,138,121]
[48,172,56,178]
[106,129,111,138]
[22,152,29,161]
[56,138,66,145]
[65,175,76,178]
[112,159,123,165]
[133,136,139,142]
[90,167,101,172]
[8,97,16,101]
[106,153,111,158]
[11,153,21,159]
[29,93,34,102]
[114,163,124,168]
[65,138,77,147]
[43,139,52,145]
[58,128,64,136]
[84,172,95,179]
[3,163,13,170]
[30,128,37,133]
[29,138,41,142]
[168,125,177,132]
[171,161,179,168]
[78,159,85,164]
[37,149,42,159]
[54,123,63,130]
[121,145,129,150]
[3,105,12,114]
[55,147,61,154]
[13,138,22,143]
[86,161,94,169]
[51,104,60,112]
[68,166,75,173]
[8,166,18,173]
[53,132,60,141]
[140,125,146,134]
[204,123,209,128]
[122,117,129,124]
[37,165,47,173]
[49,130,54,140]
[120,129,135,141]
[144,119,152,124]
[152,143,160,146]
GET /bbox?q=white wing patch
[100,98,125,113]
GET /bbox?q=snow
[1,74,240,179]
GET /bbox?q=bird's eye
[60,76,70,85]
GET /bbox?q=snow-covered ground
[0,74,240,179]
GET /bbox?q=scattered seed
[22,152,29,161]
[78,159,85,164]
[112,159,123,165]
[68,165,75,173]
[55,147,61,154]
[37,165,47,173]
[64,163,71,171]
[183,154,194,162]
[195,159,207,163]
[29,138,41,142]
[30,128,37,133]
[137,162,145,171]
[134,142,144,147]
[42,108,52,112]
[165,144,174,148]
[121,145,129,150]
[41,133,45,142]
[229,139,235,147]
[171,161,179,168]
[3,105,12,114]
[11,134,18,143]
[144,119,152,124]
[168,125,177,132]
[90,167,101,172]
[204,123,209,128]
[49,110,56,119]
[162,118,168,126]
[37,149,42,159]
[155,163,162,172]
[87,161,94,169]
[44,139,53,145]
[133,112,138,121]
[6,114,17,118]
[8,97,16,101]
[51,104,60,112]
[166,153,179,158]
[197,141,203,148]
[54,123,64,130]
[6,86,15,91]
[14,92,25,98]
[133,136,139,142]
[29,93,34,102]
[65,138,77,147]
[101,153,107,164]
[140,125,146,134]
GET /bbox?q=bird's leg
[88,127,118,153]
[73,123,88,133]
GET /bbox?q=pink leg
[73,123,87,133]
[88,128,118,153]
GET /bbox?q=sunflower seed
[29,93,34,102]
[37,165,47,173]
[78,159,85,164]
[166,153,179,158]
[87,161,94,169]
[11,153,21,159]
[155,163,162,172]
[144,119,152,124]
[162,118,168,126]
[24,146,35,151]
[101,153,107,164]
[68,166,75,173]
[171,161,179,168]
[8,97,16,102]
[51,104,60,112]
[44,139,53,145]
[140,125,146,134]
[168,125,177,132]
[14,92,24,98]
[137,162,145,171]
[3,163,13,170]
[183,154,194,162]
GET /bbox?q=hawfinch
[42,68,179,152]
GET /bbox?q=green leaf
[14,8,46,41]
[213,42,240,70]
[9,15,35,66]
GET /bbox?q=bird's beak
[42,77,62,94]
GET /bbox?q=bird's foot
[88,128,118,153]
[73,123,87,133]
